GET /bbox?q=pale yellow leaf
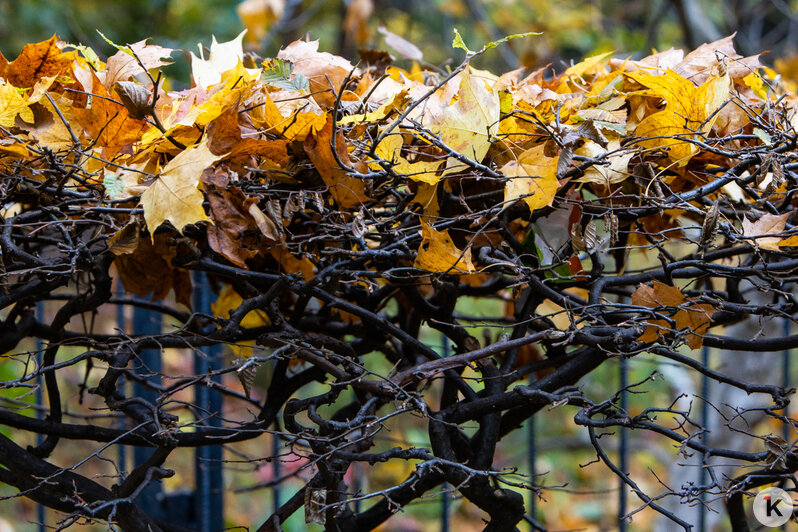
[742,213,791,251]
[502,144,559,212]
[421,68,499,173]
[575,140,634,185]
[140,139,222,236]
[190,31,259,89]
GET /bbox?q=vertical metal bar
[193,272,224,532]
[781,316,792,532]
[783,317,791,442]
[527,393,537,523]
[441,335,450,532]
[132,302,165,520]
[272,418,281,514]
[698,345,710,532]
[116,284,127,478]
[35,301,45,532]
[618,356,628,532]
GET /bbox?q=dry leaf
[414,220,475,273]
[742,213,791,251]
[502,144,559,212]
[420,68,499,174]
[627,69,730,166]
[632,280,715,349]
[140,138,222,236]
[304,114,370,208]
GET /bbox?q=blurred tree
[3,0,798,77]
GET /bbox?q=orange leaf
[632,281,715,349]
[304,114,370,208]
[73,70,151,152]
[2,35,75,88]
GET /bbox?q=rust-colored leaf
[2,35,75,88]
[304,114,370,208]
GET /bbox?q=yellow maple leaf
[501,144,559,212]
[421,68,499,174]
[778,235,798,250]
[140,139,222,237]
[626,68,729,166]
[373,133,441,185]
[212,285,270,357]
[414,220,475,273]
[339,90,410,125]
[0,81,33,127]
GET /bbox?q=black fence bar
[132,302,166,520]
[698,345,710,532]
[781,316,792,532]
[618,356,628,531]
[528,375,537,526]
[35,301,45,532]
[441,335,450,532]
[115,284,127,487]
[193,272,225,532]
[783,317,792,442]
[272,417,281,514]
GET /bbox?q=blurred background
[1,1,798,531]
[3,0,798,79]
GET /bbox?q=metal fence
[30,300,794,531]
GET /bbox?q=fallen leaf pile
[1,31,796,351]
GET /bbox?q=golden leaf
[1,35,75,88]
[501,143,559,212]
[140,139,222,236]
[626,69,730,166]
[373,133,441,185]
[0,81,33,127]
[414,220,475,273]
[421,68,499,174]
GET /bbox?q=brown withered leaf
[104,39,176,87]
[205,177,266,268]
[114,81,151,120]
[742,212,791,251]
[207,99,242,155]
[631,280,716,349]
[114,233,192,308]
[304,114,370,209]
[108,221,141,256]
